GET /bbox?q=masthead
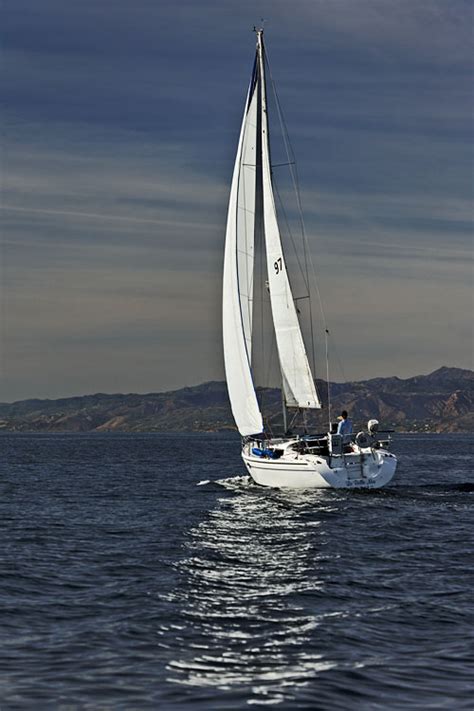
[253,24,264,49]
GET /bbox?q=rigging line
[265,41,349,418]
[268,82,371,386]
[273,180,309,290]
[264,305,277,393]
[262,61,309,293]
[259,289,274,418]
[262,295,272,380]
[267,410,276,439]
[265,49,351,393]
[289,409,300,431]
[265,52,329,338]
[273,181,320,383]
[262,317,277,436]
[325,329,332,431]
[272,172,319,383]
[286,156,318,378]
[265,53,319,382]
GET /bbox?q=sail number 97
[274,257,283,275]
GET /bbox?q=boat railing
[245,429,393,456]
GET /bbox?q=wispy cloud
[2,0,472,400]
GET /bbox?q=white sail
[257,36,321,409]
[222,69,263,436]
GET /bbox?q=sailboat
[222,30,397,489]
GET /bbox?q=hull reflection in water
[165,477,337,704]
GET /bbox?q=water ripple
[165,484,335,705]
[0,433,472,709]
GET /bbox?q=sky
[1,0,473,401]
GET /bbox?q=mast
[255,30,285,434]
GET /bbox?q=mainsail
[257,33,321,409]
[222,61,263,436]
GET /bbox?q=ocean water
[0,432,473,710]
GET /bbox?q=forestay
[222,65,263,436]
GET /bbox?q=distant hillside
[0,367,472,433]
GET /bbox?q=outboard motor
[368,419,379,435]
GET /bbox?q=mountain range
[0,367,472,433]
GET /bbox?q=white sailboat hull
[242,442,397,489]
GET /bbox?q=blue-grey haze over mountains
[2,0,472,401]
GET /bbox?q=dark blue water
[1,433,473,709]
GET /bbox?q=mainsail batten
[256,34,321,410]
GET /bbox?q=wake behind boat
[222,30,397,489]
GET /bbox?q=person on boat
[337,410,353,436]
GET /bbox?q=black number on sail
[274,257,283,274]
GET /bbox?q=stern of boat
[241,436,397,489]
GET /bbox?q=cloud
[261,0,472,65]
[1,0,472,400]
